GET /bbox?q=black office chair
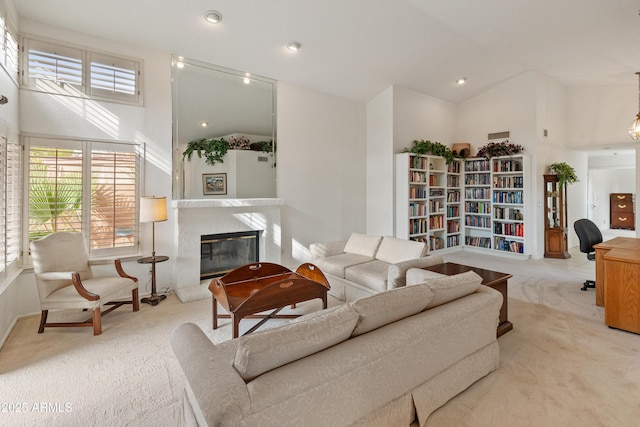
[573,218,603,291]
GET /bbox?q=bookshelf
[397,152,528,258]
[395,153,461,253]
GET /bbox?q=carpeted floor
[1,241,640,426]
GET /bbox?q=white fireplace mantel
[172,198,284,302]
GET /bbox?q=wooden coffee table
[209,262,330,338]
[423,262,513,337]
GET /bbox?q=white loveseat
[309,233,444,301]
[171,271,502,427]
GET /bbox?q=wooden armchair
[30,232,139,335]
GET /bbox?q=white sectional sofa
[171,271,503,427]
[309,233,444,301]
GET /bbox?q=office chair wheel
[581,280,595,291]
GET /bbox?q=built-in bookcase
[397,152,529,258]
[463,154,528,257]
[395,153,462,253]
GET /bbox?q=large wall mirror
[172,56,277,200]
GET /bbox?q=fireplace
[200,230,260,279]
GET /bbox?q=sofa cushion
[315,253,374,278]
[351,285,434,336]
[232,304,359,381]
[344,233,383,257]
[407,269,482,309]
[375,236,427,264]
[406,268,446,286]
[345,259,390,292]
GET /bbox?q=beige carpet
[1,251,640,426]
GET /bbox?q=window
[0,6,18,82]
[21,37,142,105]
[25,137,141,258]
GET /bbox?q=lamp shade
[140,196,168,223]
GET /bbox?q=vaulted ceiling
[15,0,640,104]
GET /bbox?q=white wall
[366,85,457,236]
[566,84,637,148]
[277,82,366,267]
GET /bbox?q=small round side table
[137,255,169,306]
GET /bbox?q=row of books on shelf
[495,237,525,253]
[447,176,460,187]
[447,220,460,233]
[493,176,524,189]
[409,216,445,234]
[464,174,491,185]
[447,234,460,247]
[409,202,427,217]
[465,236,491,248]
[465,216,491,228]
[465,188,491,200]
[410,171,427,183]
[494,207,523,220]
[494,222,524,237]
[409,156,430,170]
[494,160,523,173]
[493,190,523,204]
[464,159,491,172]
[447,190,461,202]
[409,187,428,199]
[448,162,461,174]
[428,236,444,251]
[447,206,460,218]
[465,201,491,213]
[429,200,444,213]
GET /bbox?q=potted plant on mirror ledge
[182,137,229,166]
[548,162,578,188]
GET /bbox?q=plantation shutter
[5,138,21,265]
[25,39,83,91]
[90,144,138,251]
[89,52,139,103]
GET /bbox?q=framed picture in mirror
[203,173,227,195]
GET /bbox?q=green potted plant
[548,162,578,188]
[403,139,457,164]
[182,137,229,166]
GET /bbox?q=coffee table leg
[232,314,240,339]
[322,294,328,309]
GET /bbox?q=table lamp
[140,196,167,259]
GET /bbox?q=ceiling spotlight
[176,61,184,69]
[201,122,208,127]
[243,77,251,84]
[287,41,302,51]
[456,77,467,85]
[204,10,222,24]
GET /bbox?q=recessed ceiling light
[287,41,302,51]
[176,61,184,69]
[201,122,208,127]
[204,10,222,24]
[456,77,467,85]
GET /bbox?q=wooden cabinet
[610,193,635,230]
[544,174,570,259]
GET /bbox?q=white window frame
[23,136,143,263]
[21,35,143,106]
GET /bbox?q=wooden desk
[603,248,640,334]
[594,237,640,307]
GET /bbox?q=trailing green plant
[403,139,457,164]
[548,162,578,188]
[182,137,229,166]
[475,140,524,158]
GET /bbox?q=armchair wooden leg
[93,309,102,335]
[132,288,140,312]
[38,310,48,333]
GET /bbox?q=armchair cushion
[41,277,139,310]
[375,236,427,264]
[343,233,383,257]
